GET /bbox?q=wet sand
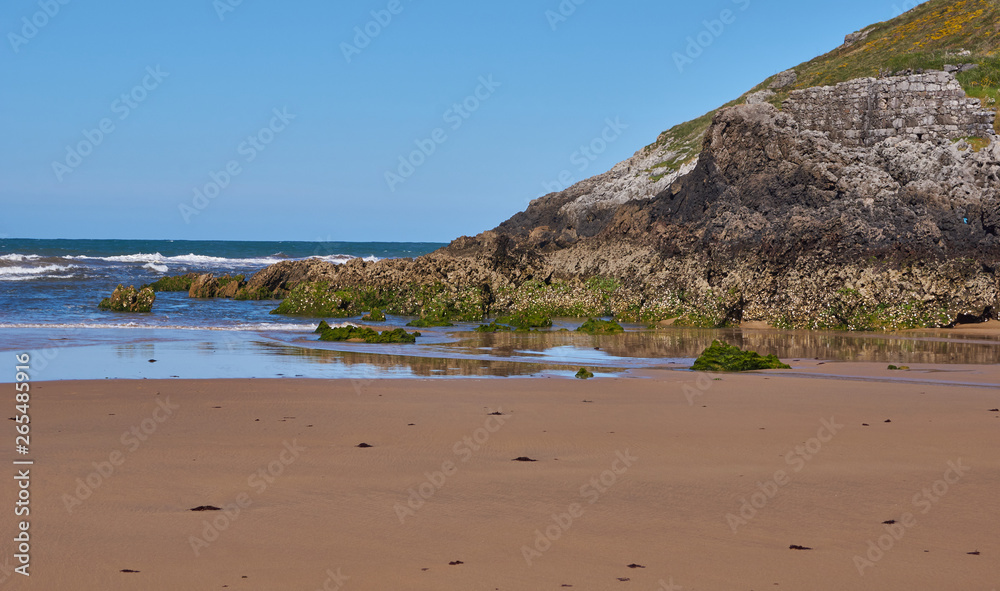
[7,362,1000,590]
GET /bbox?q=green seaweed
[98,285,156,313]
[691,340,791,372]
[142,273,197,292]
[575,368,595,379]
[474,321,514,333]
[575,318,624,334]
[362,309,386,322]
[318,325,419,344]
[497,311,552,330]
[406,317,454,328]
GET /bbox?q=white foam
[0,254,41,262]
[0,264,77,281]
[61,252,378,267]
[143,262,169,273]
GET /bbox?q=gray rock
[842,28,873,47]
[745,90,776,105]
[769,69,798,90]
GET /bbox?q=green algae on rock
[142,273,198,292]
[362,309,386,322]
[497,311,552,330]
[576,318,625,334]
[98,285,156,313]
[691,340,791,372]
[318,325,419,344]
[406,316,454,328]
[575,368,595,379]
[474,321,513,333]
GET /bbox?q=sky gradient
[1,0,922,242]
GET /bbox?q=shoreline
[9,364,999,589]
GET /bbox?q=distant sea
[0,239,445,331]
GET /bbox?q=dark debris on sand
[190,506,221,512]
[512,456,537,462]
[356,443,374,448]
[789,545,813,550]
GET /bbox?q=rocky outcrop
[783,71,996,147]
[497,135,699,248]
[841,27,874,48]
[768,69,797,89]
[188,274,247,298]
[98,285,156,313]
[250,78,1000,330]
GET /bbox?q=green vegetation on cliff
[645,0,1000,173]
[691,341,791,372]
[362,309,386,322]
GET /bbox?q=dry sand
[5,362,999,590]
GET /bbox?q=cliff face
[251,88,999,329]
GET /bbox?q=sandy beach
[5,362,998,590]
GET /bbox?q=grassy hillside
[644,0,1000,173]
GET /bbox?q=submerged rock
[497,311,552,330]
[474,321,513,333]
[318,325,419,344]
[691,340,791,372]
[575,368,595,379]
[99,285,156,313]
[576,318,624,334]
[406,316,454,328]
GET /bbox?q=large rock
[99,285,155,313]
[188,274,247,298]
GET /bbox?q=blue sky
[1,0,918,242]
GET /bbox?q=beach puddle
[0,324,998,382]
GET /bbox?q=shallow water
[2,323,997,382]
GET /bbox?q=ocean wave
[0,254,42,262]
[59,252,380,267]
[0,264,78,281]
[142,262,170,273]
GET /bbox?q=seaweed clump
[691,340,791,372]
[406,316,454,328]
[317,324,419,344]
[98,285,156,313]
[143,273,198,292]
[362,309,386,322]
[497,311,552,330]
[576,318,624,334]
[475,321,513,333]
[575,368,595,379]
